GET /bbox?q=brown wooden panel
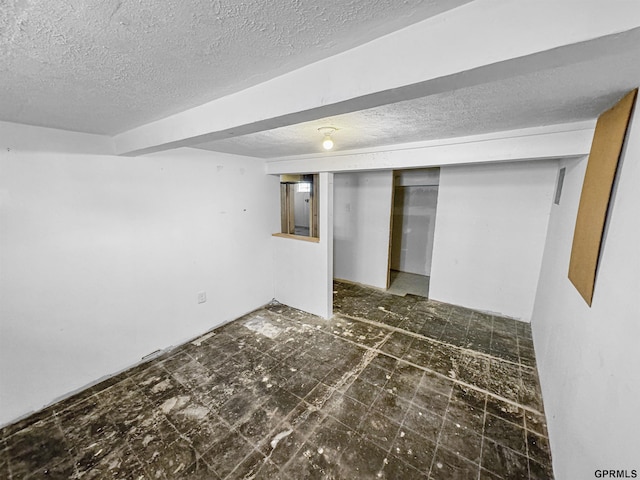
[568,89,637,305]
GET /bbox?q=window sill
[272,233,320,243]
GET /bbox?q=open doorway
[388,168,440,297]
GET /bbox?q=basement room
[1,1,639,479]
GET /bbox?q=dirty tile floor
[1,281,553,479]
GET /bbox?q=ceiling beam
[264,122,595,175]
[113,0,640,156]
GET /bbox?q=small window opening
[297,183,311,193]
[279,174,319,239]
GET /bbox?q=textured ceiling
[0,0,471,134]
[195,48,640,159]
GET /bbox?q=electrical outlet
[197,291,207,304]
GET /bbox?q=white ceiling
[0,0,471,135]
[3,0,639,159]
[195,47,640,159]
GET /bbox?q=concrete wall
[531,104,640,479]
[333,171,393,289]
[273,172,333,318]
[430,160,557,321]
[0,124,279,426]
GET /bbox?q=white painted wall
[391,169,440,276]
[430,160,557,321]
[333,171,393,289]
[395,168,440,187]
[273,172,333,318]
[391,186,439,276]
[531,104,640,479]
[0,124,279,426]
[293,188,310,229]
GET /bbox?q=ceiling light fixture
[318,127,338,151]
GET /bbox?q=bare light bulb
[318,127,337,151]
[322,136,334,150]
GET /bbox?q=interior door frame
[386,171,398,289]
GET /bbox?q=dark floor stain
[1,280,553,479]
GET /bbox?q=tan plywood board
[568,89,637,305]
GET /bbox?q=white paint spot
[182,406,209,419]
[456,423,461,428]
[160,395,190,414]
[418,412,423,416]
[262,376,269,382]
[437,462,443,469]
[396,447,400,453]
[151,379,172,393]
[270,429,293,449]
[140,375,160,386]
[317,447,324,454]
[383,458,389,465]
[400,431,405,437]
[244,316,282,339]
[385,374,391,380]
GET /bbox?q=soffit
[195,48,640,159]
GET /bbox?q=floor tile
[484,413,527,455]
[389,427,436,472]
[481,438,530,480]
[357,409,401,451]
[430,446,480,480]
[438,418,482,463]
